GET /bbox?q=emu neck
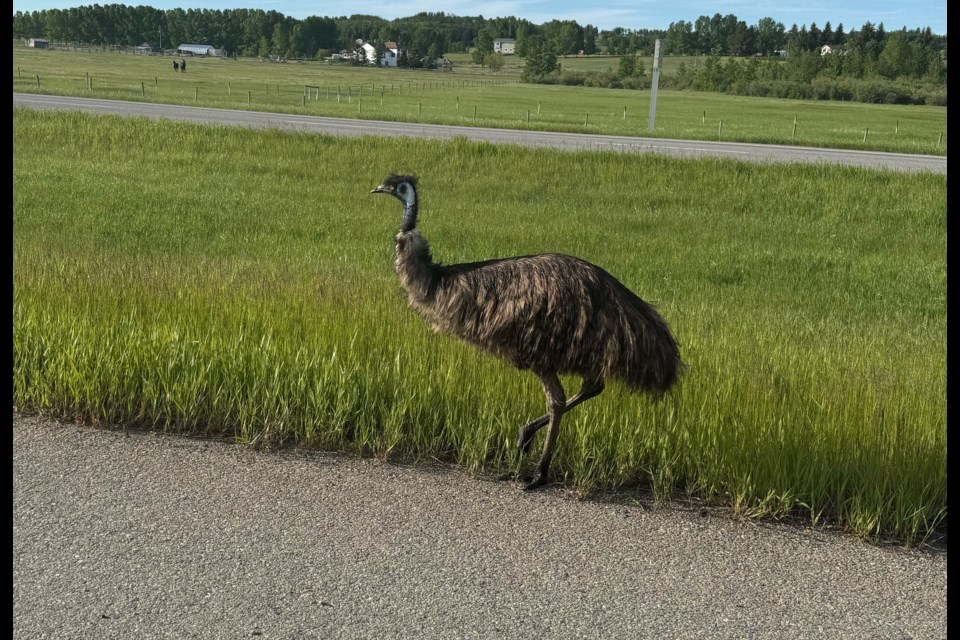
[395,227,436,304]
[400,201,418,234]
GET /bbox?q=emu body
[373,174,682,490]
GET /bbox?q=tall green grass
[13,108,946,544]
[12,48,948,155]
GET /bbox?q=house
[820,44,834,55]
[493,38,516,55]
[134,42,153,54]
[27,38,49,49]
[177,43,215,57]
[356,40,401,66]
[357,41,378,64]
[436,57,453,72]
[382,41,400,67]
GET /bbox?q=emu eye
[398,184,407,194]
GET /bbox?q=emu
[371,174,682,490]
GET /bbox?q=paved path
[13,93,946,174]
[13,413,946,639]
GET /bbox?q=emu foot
[522,474,550,491]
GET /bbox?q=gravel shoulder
[13,413,947,639]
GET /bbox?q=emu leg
[523,372,567,491]
[516,377,605,454]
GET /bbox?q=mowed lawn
[13,47,948,155]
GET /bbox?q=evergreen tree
[821,21,834,46]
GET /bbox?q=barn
[177,43,215,56]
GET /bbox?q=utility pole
[648,39,663,132]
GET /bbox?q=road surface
[13,413,946,639]
[13,93,946,174]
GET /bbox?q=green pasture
[12,108,946,544]
[13,47,947,155]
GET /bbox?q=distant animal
[371,174,683,490]
[173,60,179,71]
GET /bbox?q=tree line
[12,5,946,101]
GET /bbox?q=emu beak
[371,185,389,194]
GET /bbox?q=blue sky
[11,0,947,35]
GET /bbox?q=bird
[371,174,683,490]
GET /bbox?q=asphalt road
[13,413,946,639]
[12,93,947,174]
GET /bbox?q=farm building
[28,38,49,48]
[356,40,402,66]
[493,38,516,54]
[177,43,216,56]
[382,41,400,67]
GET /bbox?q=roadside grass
[12,109,945,544]
[12,47,947,155]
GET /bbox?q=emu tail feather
[599,278,682,395]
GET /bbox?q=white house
[382,41,399,67]
[357,40,401,66]
[357,41,377,64]
[27,38,49,48]
[820,44,834,55]
[493,38,516,54]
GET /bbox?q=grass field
[12,107,946,544]
[12,47,948,155]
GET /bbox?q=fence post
[863,128,868,143]
[141,82,145,97]
[792,115,797,139]
[718,120,723,138]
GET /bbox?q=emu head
[372,174,420,232]
[371,174,418,208]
